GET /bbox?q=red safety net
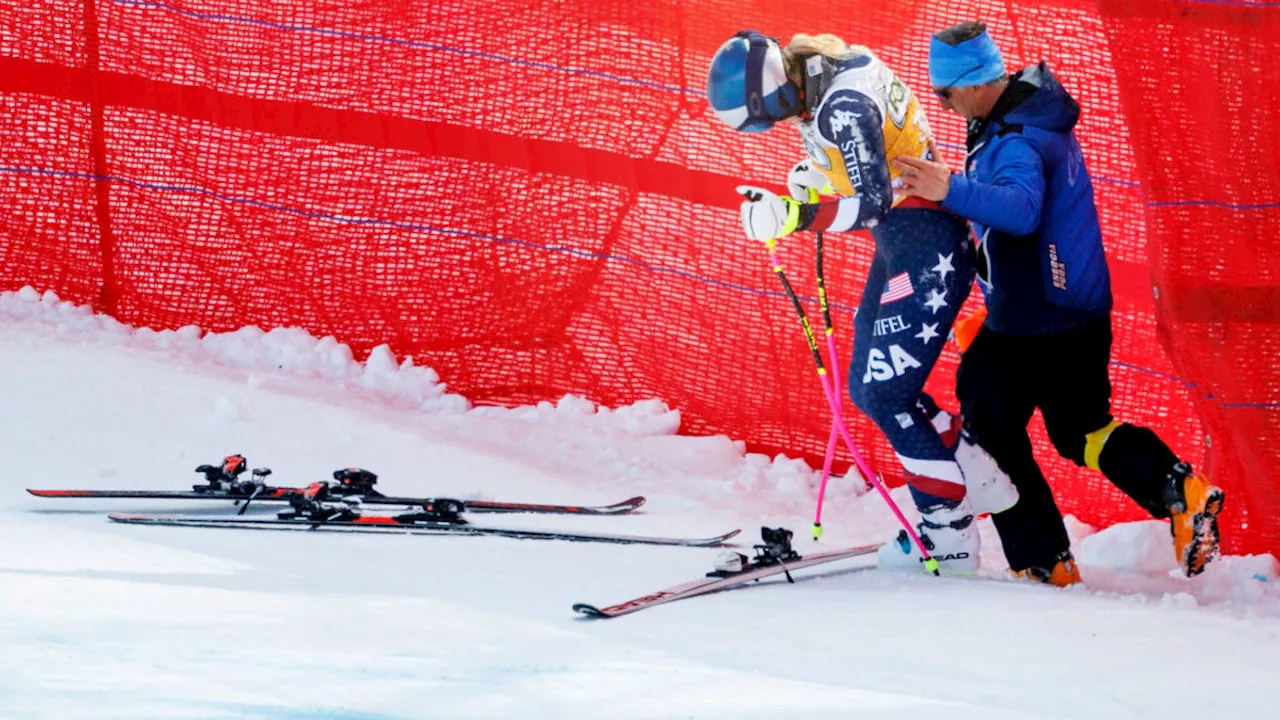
[2,0,1276,554]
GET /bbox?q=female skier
[706,31,1015,572]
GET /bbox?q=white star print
[924,288,948,315]
[915,322,940,344]
[932,253,955,283]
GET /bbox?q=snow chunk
[354,345,467,412]
[600,398,682,436]
[1078,520,1178,574]
[1193,554,1280,604]
[1063,514,1098,548]
[479,394,682,437]
[211,395,244,423]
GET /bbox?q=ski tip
[572,603,608,618]
[107,513,148,523]
[609,496,646,511]
[699,529,741,546]
[27,489,83,497]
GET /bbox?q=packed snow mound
[3,286,470,413]
[1076,520,1278,608]
[1079,519,1180,574]
[0,287,855,511]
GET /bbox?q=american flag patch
[880,272,915,304]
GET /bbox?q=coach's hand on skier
[736,185,801,243]
[786,160,833,203]
[895,139,953,202]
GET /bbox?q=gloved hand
[786,160,834,203]
[737,185,801,243]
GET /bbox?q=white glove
[737,185,801,243]
[787,160,834,203]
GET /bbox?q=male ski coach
[895,21,1225,585]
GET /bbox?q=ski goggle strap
[739,30,770,132]
[735,30,801,133]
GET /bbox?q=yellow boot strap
[1084,420,1122,471]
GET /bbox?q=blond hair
[781,34,873,81]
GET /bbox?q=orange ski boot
[1164,462,1225,576]
[1011,551,1082,588]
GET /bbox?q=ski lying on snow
[29,488,298,500]
[448,496,644,516]
[28,488,646,516]
[574,527,877,618]
[106,513,738,547]
[29,458,644,516]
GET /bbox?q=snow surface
[2,287,1278,719]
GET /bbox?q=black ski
[28,456,645,516]
[31,488,645,515]
[107,512,738,548]
[574,527,877,618]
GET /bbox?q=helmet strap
[801,55,835,121]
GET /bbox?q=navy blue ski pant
[847,206,976,511]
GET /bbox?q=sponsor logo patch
[873,314,911,336]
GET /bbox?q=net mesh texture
[3,0,1276,554]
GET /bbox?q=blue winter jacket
[941,62,1112,335]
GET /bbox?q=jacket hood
[1000,62,1080,134]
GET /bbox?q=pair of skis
[28,456,732,548]
[30,457,879,615]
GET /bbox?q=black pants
[956,315,1181,571]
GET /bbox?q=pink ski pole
[764,235,939,574]
[815,418,839,535]
[811,231,842,539]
